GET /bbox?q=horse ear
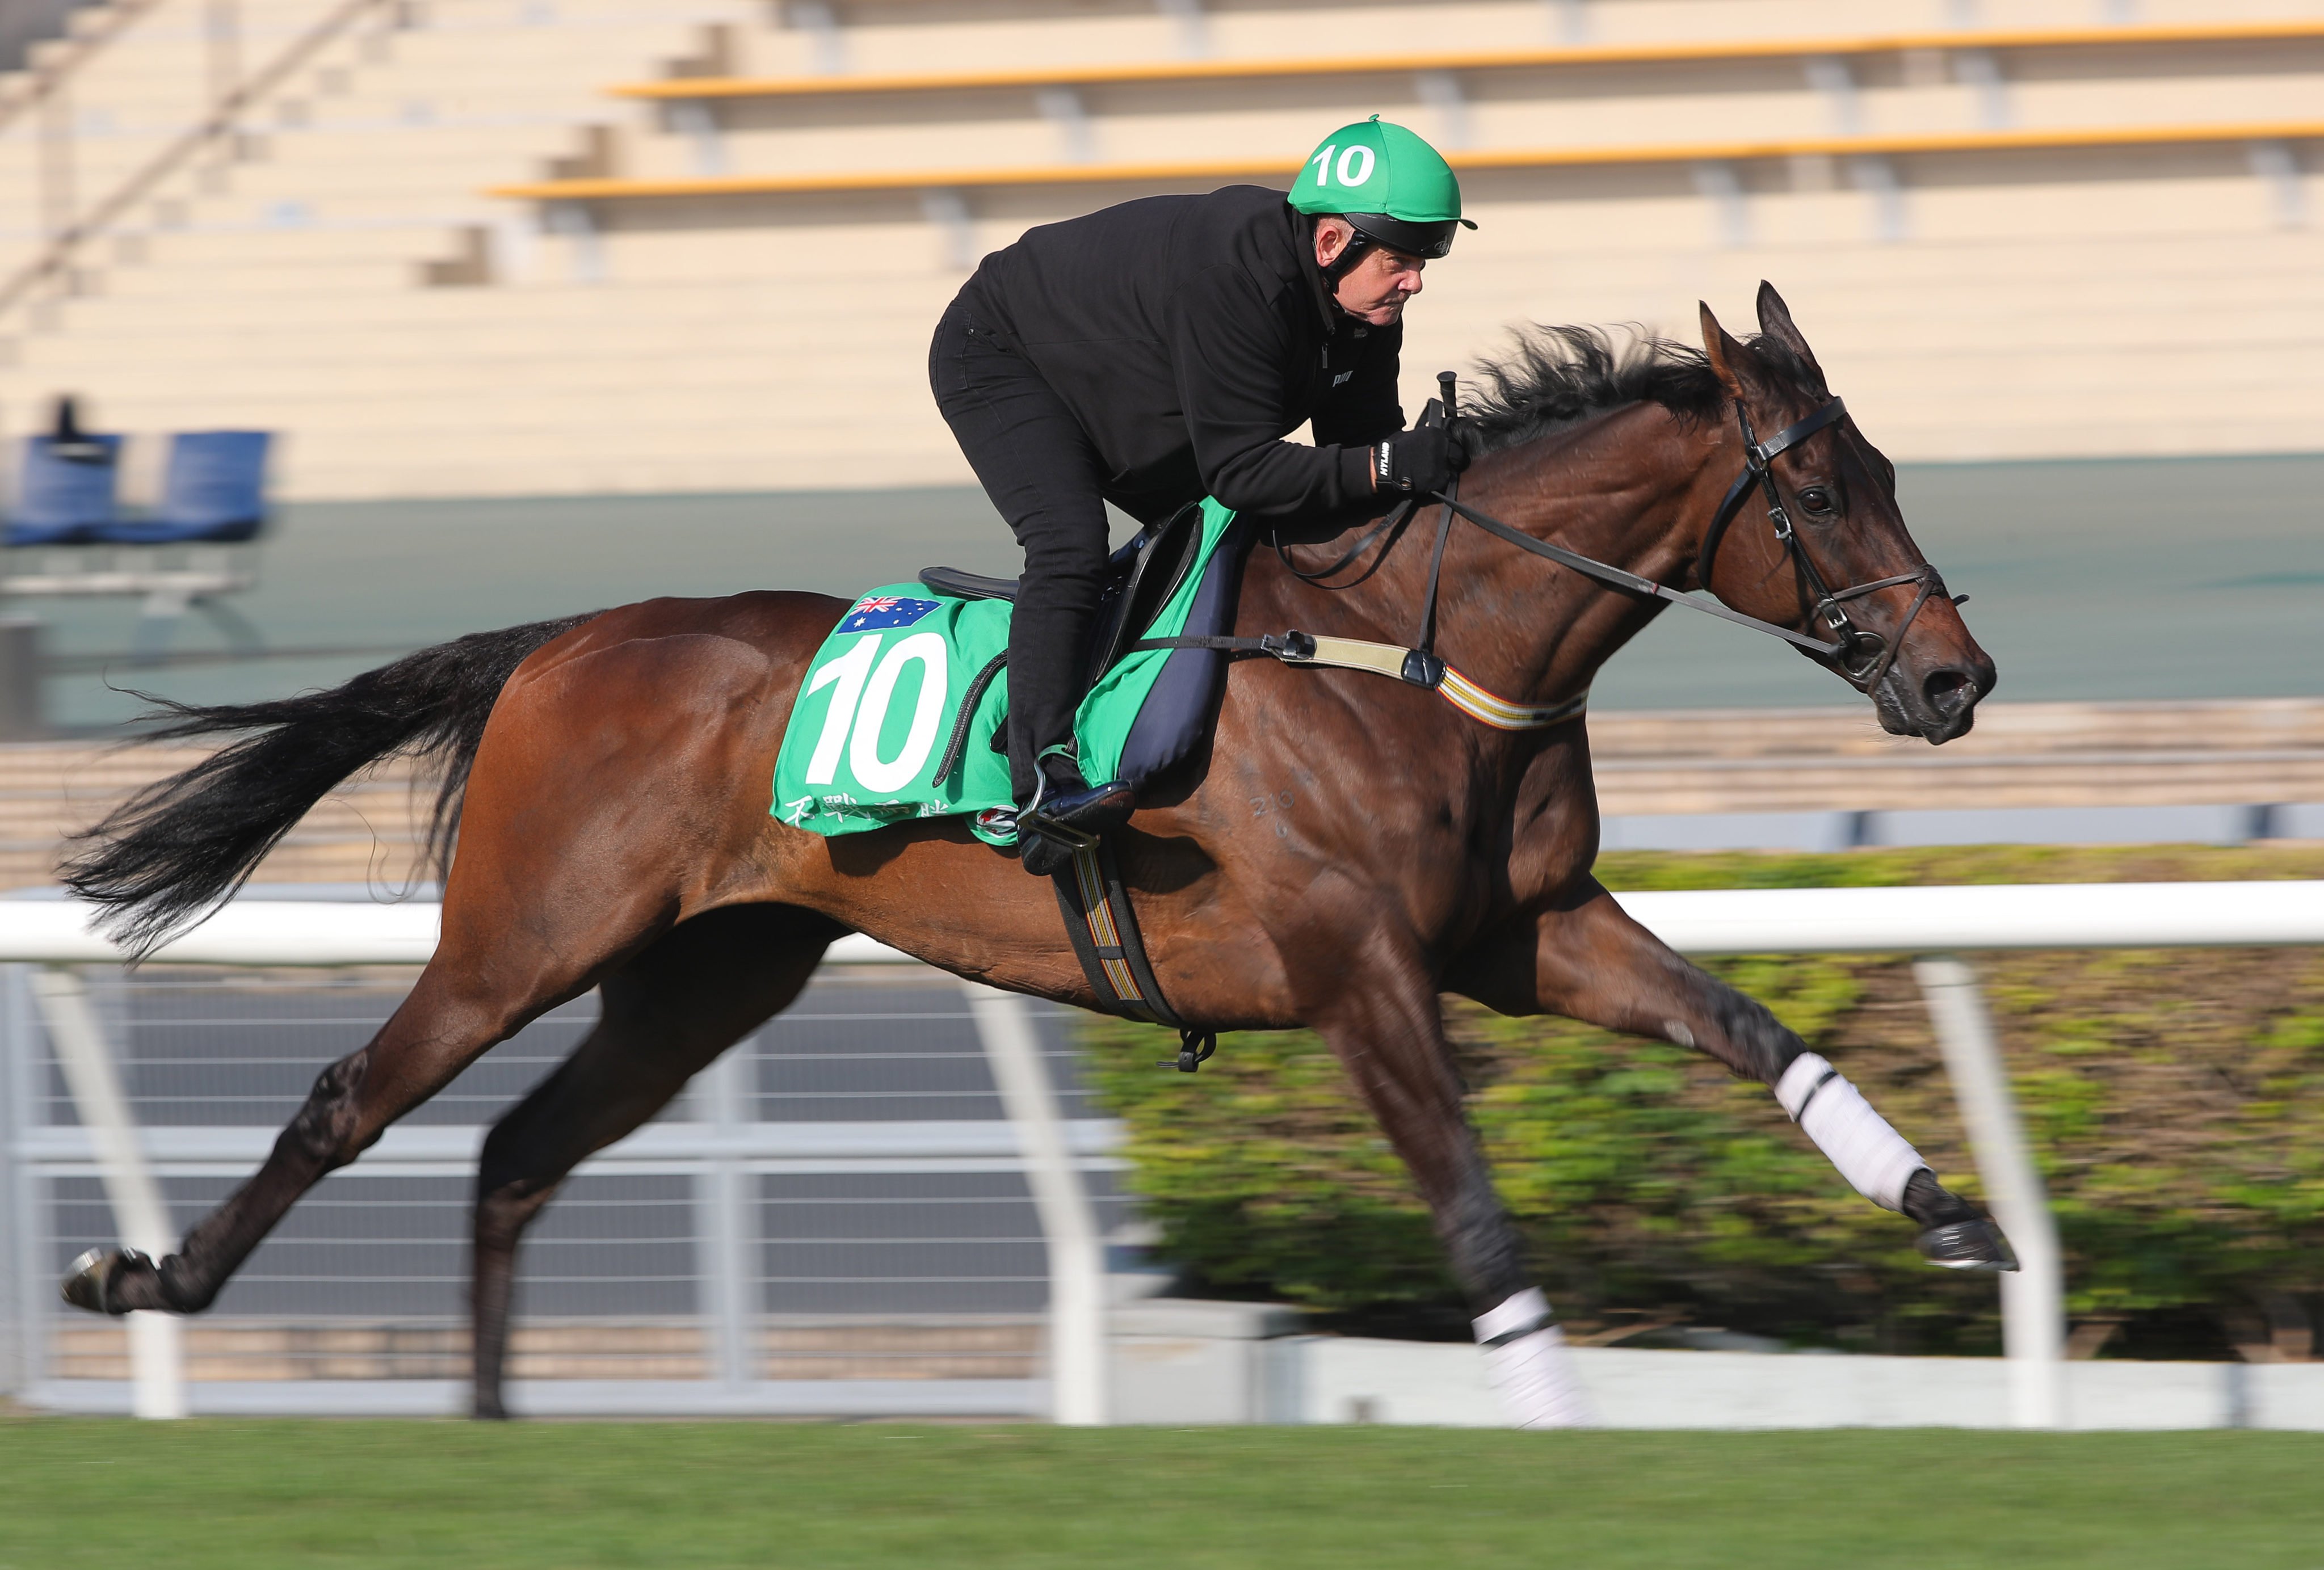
[1699,301,1750,399]
[1754,281,1826,381]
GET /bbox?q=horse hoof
[61,1247,155,1315]
[1917,1218,2018,1273]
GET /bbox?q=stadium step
[1,0,2319,498]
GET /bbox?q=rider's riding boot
[1018,749,1133,878]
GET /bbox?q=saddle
[920,496,1215,708]
[918,500,1248,794]
[920,506,1237,1072]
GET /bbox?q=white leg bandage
[1473,1287,1591,1429]
[1775,1052,1927,1212]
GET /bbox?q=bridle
[1693,395,1956,696]
[1274,386,1962,701]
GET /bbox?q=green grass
[2,1420,2321,1569]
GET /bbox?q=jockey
[931,116,1474,874]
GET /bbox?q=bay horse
[61,285,2007,1423]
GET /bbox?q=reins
[1424,490,1850,656]
[1145,376,1591,729]
[1162,382,1965,721]
[1409,390,1962,689]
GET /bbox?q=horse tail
[62,612,599,957]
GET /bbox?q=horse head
[1697,283,1995,742]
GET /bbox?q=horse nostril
[1923,668,1978,715]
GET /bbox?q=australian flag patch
[838,595,940,634]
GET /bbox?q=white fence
[4,882,2321,1425]
[0,907,1126,1421]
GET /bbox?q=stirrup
[1020,750,1132,846]
[1018,816,1094,877]
[1019,785,1132,876]
[1018,809,1102,854]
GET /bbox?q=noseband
[1696,396,1955,695]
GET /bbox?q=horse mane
[1462,323,1822,454]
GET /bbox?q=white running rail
[8,881,2321,1427]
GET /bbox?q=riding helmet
[1288,115,1477,260]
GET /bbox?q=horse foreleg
[470,903,834,1419]
[1447,879,2015,1270]
[1311,921,1590,1428]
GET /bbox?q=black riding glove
[1371,422,1470,498]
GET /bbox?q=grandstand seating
[489,122,2324,201]
[3,421,272,658]
[8,431,126,546]
[102,428,272,542]
[602,20,2324,104]
[0,0,2317,500]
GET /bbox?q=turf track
[2,1420,2320,1568]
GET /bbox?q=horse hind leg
[58,870,675,1320]
[471,903,836,1420]
[61,982,524,1318]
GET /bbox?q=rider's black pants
[929,300,1113,805]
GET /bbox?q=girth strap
[1050,837,1216,1072]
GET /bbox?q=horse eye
[1798,486,1836,514]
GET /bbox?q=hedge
[1080,846,2324,1358]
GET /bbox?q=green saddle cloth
[772,499,1236,847]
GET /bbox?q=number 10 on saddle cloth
[772,499,1241,847]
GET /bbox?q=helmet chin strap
[1314,217,1373,286]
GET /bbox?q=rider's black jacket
[956,184,1404,524]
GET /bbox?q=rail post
[962,982,1107,1425]
[0,965,29,1399]
[30,966,184,1419]
[695,1037,759,1392]
[1915,956,2066,1429]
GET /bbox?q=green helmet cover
[1288,115,1470,227]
